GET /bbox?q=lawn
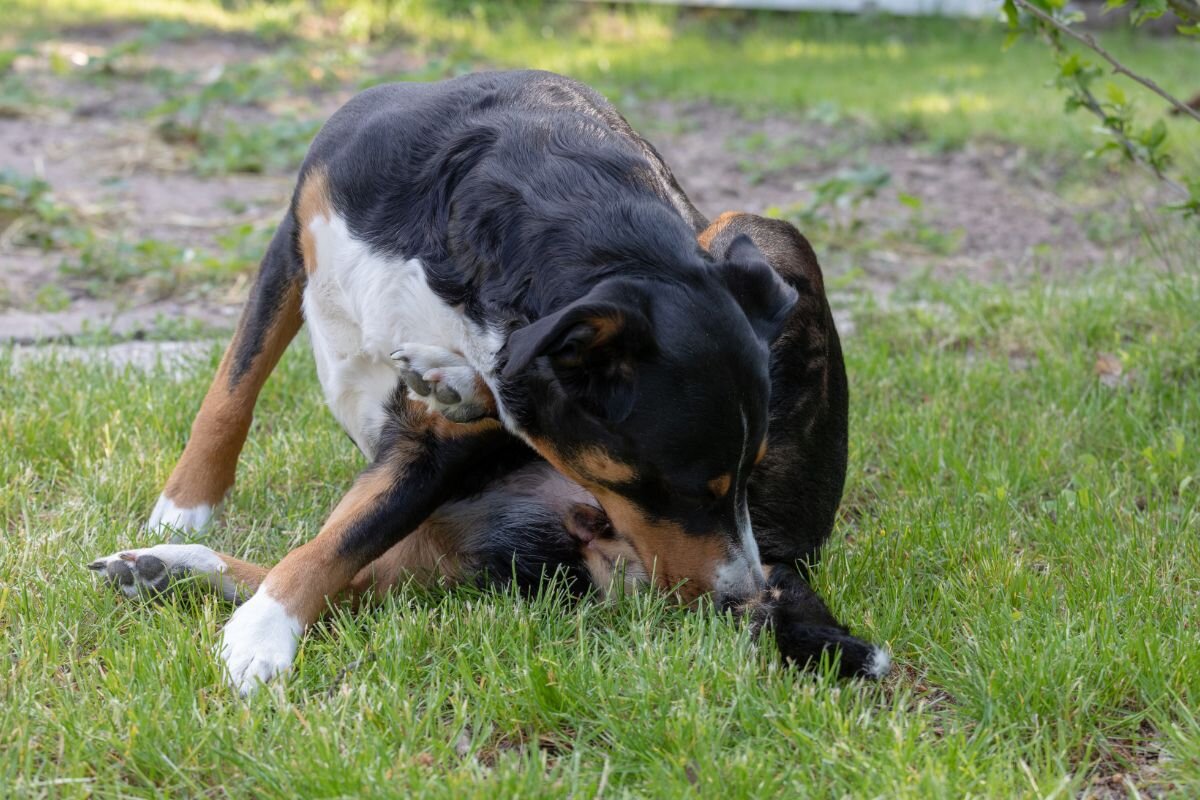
[4,267,1199,797]
[2,1,1199,797]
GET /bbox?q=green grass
[3,266,1199,796]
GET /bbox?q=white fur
[147,494,213,539]
[89,543,237,600]
[715,408,766,599]
[302,212,506,459]
[866,647,893,679]
[220,589,303,695]
[391,343,489,419]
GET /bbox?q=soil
[0,26,1162,348]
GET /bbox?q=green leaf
[1130,0,1167,24]
[1143,119,1167,149]
[1003,0,1020,27]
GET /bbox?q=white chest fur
[302,212,503,459]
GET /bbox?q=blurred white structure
[591,0,1001,18]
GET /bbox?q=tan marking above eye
[755,439,768,465]
[707,473,732,499]
[574,447,637,484]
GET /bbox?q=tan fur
[707,473,732,499]
[472,374,499,417]
[296,166,332,275]
[162,282,302,510]
[574,447,637,484]
[184,526,463,608]
[217,554,269,591]
[589,312,625,346]
[347,523,465,597]
[697,211,745,252]
[592,489,727,604]
[263,457,408,623]
[755,439,768,466]
[258,399,503,623]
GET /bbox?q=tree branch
[1070,82,1187,196]
[1012,0,1200,124]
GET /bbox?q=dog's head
[500,231,797,607]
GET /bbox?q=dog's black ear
[502,283,655,422]
[720,234,798,343]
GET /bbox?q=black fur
[306,70,801,592]
[245,70,878,676]
[228,214,302,386]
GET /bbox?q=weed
[195,117,321,175]
[770,165,891,243]
[0,170,78,249]
[892,192,966,256]
[31,282,70,311]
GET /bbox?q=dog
[89,71,889,692]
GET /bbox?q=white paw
[219,589,302,695]
[147,494,214,541]
[88,544,233,600]
[390,343,491,422]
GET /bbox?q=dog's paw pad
[88,551,173,598]
[87,544,226,599]
[390,344,493,422]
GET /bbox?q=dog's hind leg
[150,213,305,539]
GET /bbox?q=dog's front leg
[220,399,506,694]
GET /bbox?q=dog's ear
[502,283,655,422]
[720,234,798,343]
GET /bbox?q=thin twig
[1070,84,1188,196]
[1012,0,1200,124]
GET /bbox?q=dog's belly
[302,211,502,459]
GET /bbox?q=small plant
[60,234,180,298]
[31,283,71,312]
[893,192,966,256]
[0,170,78,249]
[770,165,891,244]
[195,118,322,175]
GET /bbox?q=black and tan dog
[89,71,888,692]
